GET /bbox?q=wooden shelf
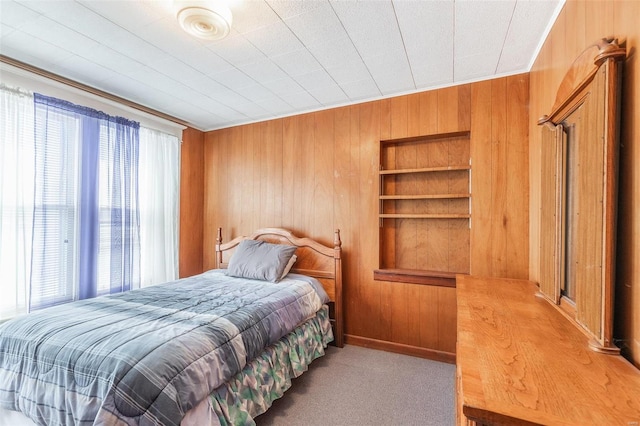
[379,131,471,277]
[380,165,470,175]
[379,213,470,219]
[380,193,470,200]
[380,130,470,146]
[373,268,462,287]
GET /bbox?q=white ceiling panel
[412,58,454,88]
[0,23,15,40]
[0,0,564,130]
[326,59,372,86]
[50,55,119,86]
[243,21,304,57]
[497,0,560,73]
[394,0,454,86]
[307,82,348,105]
[280,90,320,110]
[293,68,338,92]
[283,3,347,47]
[260,76,305,97]
[180,48,234,75]
[234,101,270,118]
[229,0,282,34]
[240,58,288,83]
[0,1,42,29]
[134,17,201,59]
[365,52,414,93]
[454,0,516,80]
[341,77,380,101]
[271,48,322,78]
[332,1,404,59]
[99,74,168,105]
[18,16,102,60]
[267,0,325,20]
[375,72,416,96]
[305,36,361,70]
[78,0,166,29]
[210,67,257,90]
[255,96,292,115]
[207,33,268,68]
[234,83,277,103]
[1,30,75,66]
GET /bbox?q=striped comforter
[0,270,329,425]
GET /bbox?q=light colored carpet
[255,344,456,426]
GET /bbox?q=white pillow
[280,254,297,280]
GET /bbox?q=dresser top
[456,275,640,425]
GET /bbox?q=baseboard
[344,334,456,364]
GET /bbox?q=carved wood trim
[537,38,626,353]
[538,38,626,125]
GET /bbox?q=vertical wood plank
[438,86,459,133]
[417,91,438,272]
[563,1,585,63]
[470,80,493,276]
[359,101,385,340]
[179,128,204,278]
[457,84,472,132]
[505,74,530,278]
[613,0,640,367]
[419,286,439,349]
[333,106,353,335]
[419,90,439,135]
[313,109,334,243]
[228,126,243,234]
[584,1,614,46]
[347,104,363,337]
[490,78,508,277]
[266,120,284,228]
[389,95,411,345]
[407,93,421,138]
[437,287,457,353]
[281,117,296,229]
[378,100,393,342]
[264,120,279,228]
[202,131,215,270]
[295,114,315,234]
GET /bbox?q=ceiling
[0,0,563,131]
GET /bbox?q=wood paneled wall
[529,0,640,366]
[179,127,204,278]
[198,74,529,358]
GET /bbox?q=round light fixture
[177,4,232,41]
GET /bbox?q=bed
[0,227,343,426]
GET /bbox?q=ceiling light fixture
[176,1,232,41]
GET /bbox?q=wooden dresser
[456,275,640,425]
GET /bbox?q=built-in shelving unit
[376,131,471,286]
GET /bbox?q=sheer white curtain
[0,85,35,320]
[0,84,180,319]
[138,127,180,287]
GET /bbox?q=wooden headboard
[215,227,343,348]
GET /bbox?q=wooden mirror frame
[538,38,625,354]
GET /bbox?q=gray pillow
[226,239,297,283]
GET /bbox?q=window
[0,86,179,320]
